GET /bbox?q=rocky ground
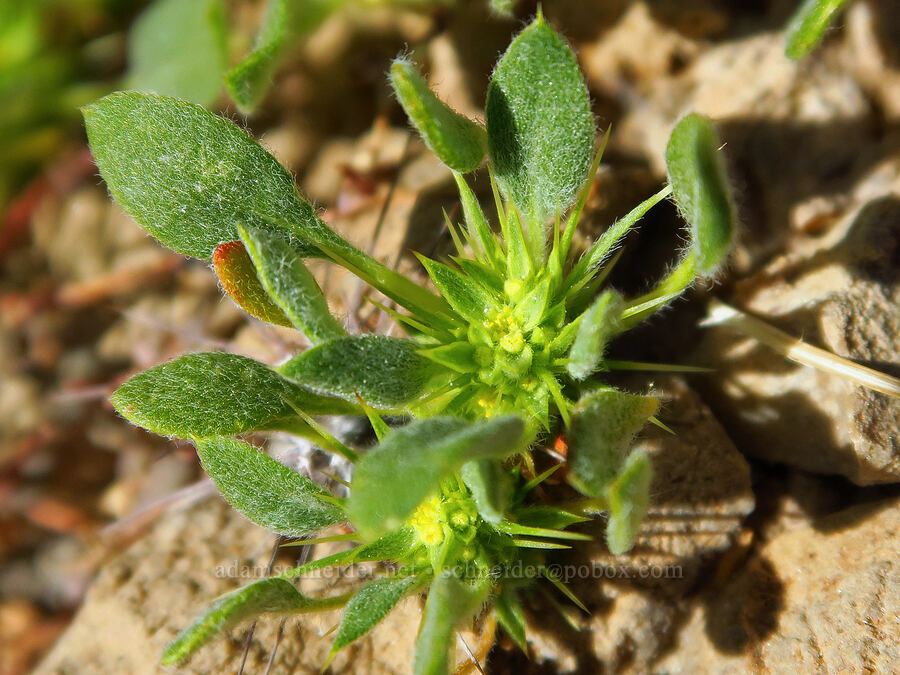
[2,1,899,673]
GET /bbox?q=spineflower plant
[83,14,736,673]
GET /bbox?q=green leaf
[486,16,594,229]
[512,506,589,531]
[391,59,486,173]
[605,449,653,555]
[225,0,350,112]
[283,528,419,578]
[460,459,512,524]
[281,336,441,410]
[213,240,292,327]
[567,289,625,380]
[567,388,658,497]
[494,588,527,652]
[785,0,849,60]
[665,113,736,276]
[238,223,345,343]
[452,173,501,264]
[512,276,551,332]
[348,416,527,539]
[418,342,478,374]
[414,572,490,675]
[128,0,227,107]
[111,352,357,439]
[195,437,345,536]
[418,256,497,323]
[82,92,313,259]
[224,0,290,112]
[83,93,451,329]
[330,574,427,657]
[502,206,534,280]
[162,577,348,666]
[563,185,672,300]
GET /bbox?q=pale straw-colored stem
[701,298,900,399]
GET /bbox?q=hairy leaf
[283,528,419,579]
[785,0,849,60]
[414,572,490,675]
[460,459,513,524]
[82,92,315,259]
[567,289,625,380]
[224,0,290,112]
[494,588,527,652]
[128,0,227,107]
[83,93,450,328]
[513,276,551,332]
[196,437,345,535]
[605,449,653,555]
[453,173,500,263]
[418,256,497,323]
[666,113,736,275]
[213,241,292,327]
[281,336,440,410]
[238,224,345,342]
[486,16,594,229]
[348,416,527,539]
[391,59,486,173]
[162,577,348,665]
[512,506,589,531]
[330,574,426,656]
[563,185,672,299]
[418,342,478,374]
[111,352,357,438]
[567,388,658,497]
[225,0,349,111]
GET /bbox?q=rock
[592,7,883,272]
[35,498,418,675]
[656,497,900,673]
[697,159,900,485]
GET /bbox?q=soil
[2,1,899,673]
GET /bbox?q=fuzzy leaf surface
[486,17,594,227]
[567,388,658,496]
[494,588,527,652]
[162,577,347,665]
[605,449,653,555]
[224,0,290,112]
[331,573,426,656]
[238,224,345,342]
[213,240,292,327]
[666,113,736,275]
[785,0,849,60]
[567,289,625,380]
[281,336,440,410]
[83,92,321,259]
[111,352,356,439]
[419,256,497,323]
[128,0,227,107]
[391,59,486,173]
[461,459,512,524]
[83,93,449,327]
[195,437,345,535]
[348,415,526,539]
[225,0,349,111]
[414,572,490,675]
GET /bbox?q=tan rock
[35,498,418,675]
[698,160,900,485]
[656,498,900,673]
